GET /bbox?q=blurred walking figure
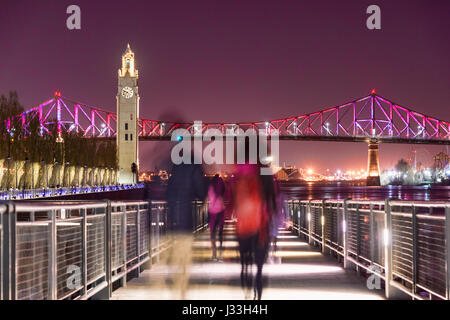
[233,163,261,299]
[233,161,275,300]
[164,158,207,299]
[224,175,236,222]
[207,174,226,261]
[257,166,277,296]
[268,179,286,264]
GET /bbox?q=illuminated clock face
[121,86,134,99]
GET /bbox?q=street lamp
[31,159,35,195]
[41,159,47,197]
[6,156,11,190]
[24,156,29,198]
[15,159,18,191]
[131,162,137,185]
[66,161,70,188]
[55,160,59,188]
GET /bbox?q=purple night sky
[1,0,450,172]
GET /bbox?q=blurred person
[233,163,262,299]
[232,139,277,300]
[223,175,235,222]
[163,154,207,299]
[207,174,226,261]
[255,166,277,299]
[268,179,286,264]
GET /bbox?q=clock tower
[117,44,139,184]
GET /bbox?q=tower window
[130,114,133,120]
[125,123,128,130]
[125,134,128,141]
[130,134,133,141]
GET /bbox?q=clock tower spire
[117,44,139,184]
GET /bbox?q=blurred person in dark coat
[162,154,207,299]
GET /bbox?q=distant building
[275,166,300,181]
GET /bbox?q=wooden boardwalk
[111,223,384,300]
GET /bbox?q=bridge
[9,91,450,143]
[1,198,448,300]
[4,44,450,189]
[6,90,450,186]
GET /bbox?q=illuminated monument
[367,139,381,186]
[117,44,139,184]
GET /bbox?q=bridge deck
[111,223,384,300]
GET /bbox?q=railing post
[370,203,375,263]
[336,202,341,262]
[200,202,203,231]
[196,201,199,232]
[192,202,196,233]
[293,201,297,234]
[47,209,57,300]
[204,201,208,230]
[81,207,88,298]
[356,203,361,275]
[321,200,326,254]
[308,200,313,245]
[105,200,112,298]
[297,201,301,238]
[1,201,16,300]
[198,202,201,231]
[201,201,205,231]
[445,205,450,300]
[136,203,141,276]
[343,199,349,269]
[0,204,2,300]
[383,199,409,299]
[156,204,160,263]
[384,199,392,298]
[121,204,127,287]
[288,200,292,229]
[148,201,153,270]
[412,205,418,297]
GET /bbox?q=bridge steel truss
[7,92,450,144]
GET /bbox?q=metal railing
[287,199,450,300]
[0,199,207,300]
[193,200,209,233]
[0,203,5,300]
[0,184,145,200]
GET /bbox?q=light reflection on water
[281,182,450,201]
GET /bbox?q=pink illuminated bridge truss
[6,91,450,145]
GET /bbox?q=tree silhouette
[1,91,119,189]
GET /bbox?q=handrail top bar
[389,200,449,207]
[11,200,151,212]
[111,201,149,206]
[294,199,449,207]
[14,201,108,211]
[346,200,385,205]
[310,200,327,204]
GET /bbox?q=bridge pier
[366,139,381,186]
